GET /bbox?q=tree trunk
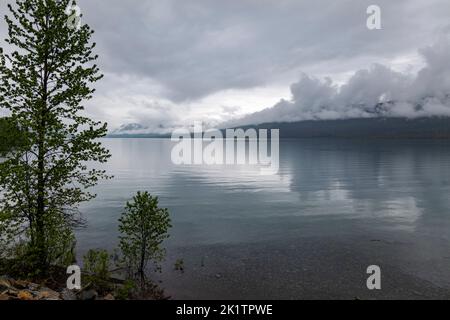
[33,12,50,273]
[139,236,146,286]
[35,135,46,271]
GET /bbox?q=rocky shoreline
[0,276,115,301]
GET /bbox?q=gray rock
[28,283,40,291]
[60,288,77,301]
[0,276,13,291]
[103,293,115,300]
[79,289,98,300]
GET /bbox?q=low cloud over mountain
[228,37,450,127]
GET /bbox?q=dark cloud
[1,0,450,128]
[76,0,450,102]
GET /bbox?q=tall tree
[0,0,110,273]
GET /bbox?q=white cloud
[229,37,450,126]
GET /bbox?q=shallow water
[76,138,450,299]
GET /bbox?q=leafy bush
[115,279,136,300]
[83,249,111,279]
[0,208,76,278]
[118,191,172,282]
[83,249,112,291]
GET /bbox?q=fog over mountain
[112,37,450,136]
[226,37,450,127]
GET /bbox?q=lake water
[76,138,450,299]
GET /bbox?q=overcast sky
[1,0,450,131]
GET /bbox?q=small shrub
[118,191,172,283]
[174,259,185,273]
[83,249,112,291]
[115,279,136,300]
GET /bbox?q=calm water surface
[76,138,450,299]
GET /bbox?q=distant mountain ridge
[109,123,170,138]
[108,117,450,139]
[242,117,450,139]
